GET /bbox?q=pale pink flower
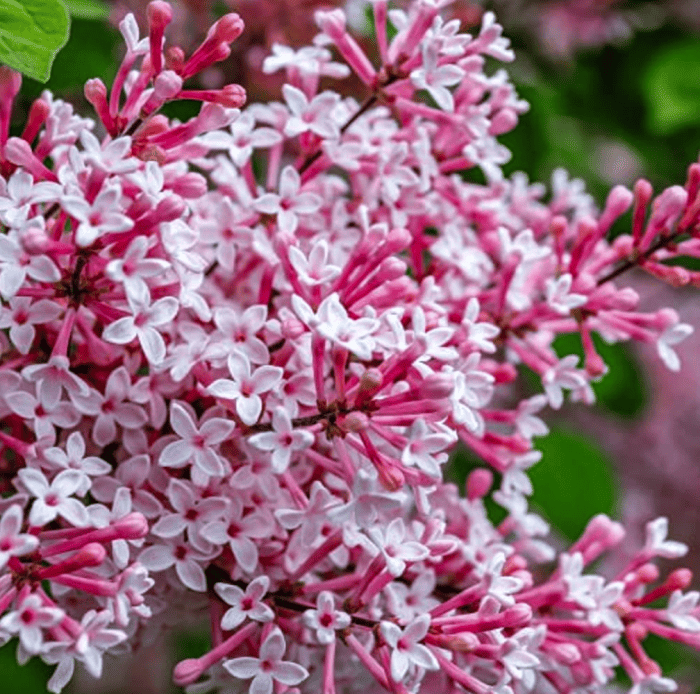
[215,576,274,630]
[302,591,351,644]
[0,594,64,654]
[223,627,309,693]
[0,505,39,569]
[207,352,283,426]
[248,407,314,474]
[158,401,235,477]
[380,614,439,682]
[102,284,179,364]
[18,467,89,526]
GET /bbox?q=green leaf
[0,641,53,693]
[63,0,107,19]
[0,0,70,82]
[20,18,118,94]
[643,41,700,135]
[529,427,618,541]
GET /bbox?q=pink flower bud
[148,1,173,75]
[0,66,21,102]
[147,1,172,28]
[213,13,244,43]
[359,368,383,392]
[154,70,183,100]
[115,512,150,539]
[315,9,346,41]
[466,468,493,500]
[419,372,454,399]
[169,172,207,198]
[637,563,660,584]
[338,411,369,432]
[668,568,693,591]
[488,107,518,136]
[378,463,404,492]
[548,642,581,665]
[173,658,204,686]
[502,603,532,628]
[165,46,185,72]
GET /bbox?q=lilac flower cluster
[0,2,699,693]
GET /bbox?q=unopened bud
[549,642,581,665]
[116,512,150,539]
[213,13,244,43]
[359,368,383,393]
[488,107,518,136]
[165,46,185,72]
[169,173,207,198]
[153,70,183,100]
[668,568,693,591]
[419,372,454,399]
[377,463,404,492]
[339,411,369,433]
[502,603,532,628]
[147,0,173,27]
[173,658,204,686]
[466,468,492,500]
[315,9,346,41]
[636,563,660,584]
[219,84,246,108]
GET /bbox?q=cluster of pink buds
[0,1,698,693]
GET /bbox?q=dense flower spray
[0,2,699,693]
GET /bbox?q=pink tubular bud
[339,411,369,432]
[631,178,653,244]
[385,227,412,254]
[168,172,207,198]
[377,462,404,492]
[0,67,22,147]
[4,137,58,182]
[147,1,173,74]
[488,107,518,136]
[155,195,187,222]
[165,46,185,72]
[315,9,346,41]
[116,512,150,539]
[668,568,693,591]
[37,543,107,579]
[154,70,183,100]
[173,659,204,687]
[141,70,184,117]
[467,468,493,500]
[419,372,454,399]
[637,563,660,584]
[598,185,634,237]
[502,603,532,628]
[21,98,50,145]
[85,78,116,134]
[213,13,244,43]
[178,83,247,108]
[548,642,581,665]
[0,66,22,102]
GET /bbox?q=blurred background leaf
[643,40,700,135]
[63,0,109,20]
[528,426,618,542]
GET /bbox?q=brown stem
[596,230,684,286]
